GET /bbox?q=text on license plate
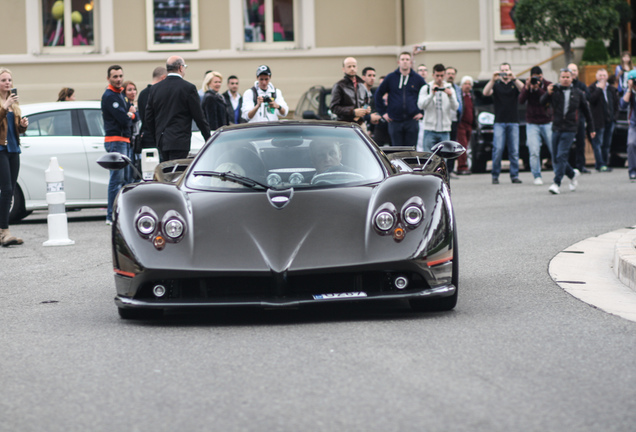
[313,292,367,300]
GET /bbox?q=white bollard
[43,157,74,247]
[141,148,160,180]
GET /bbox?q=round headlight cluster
[374,210,395,232]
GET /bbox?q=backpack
[251,85,277,104]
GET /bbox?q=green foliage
[581,39,609,64]
[514,0,622,64]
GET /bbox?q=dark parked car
[98,121,464,319]
[293,85,334,120]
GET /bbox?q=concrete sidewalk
[550,226,636,322]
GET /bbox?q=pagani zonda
[99,121,464,319]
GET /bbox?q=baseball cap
[256,65,271,77]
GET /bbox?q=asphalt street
[1,167,636,432]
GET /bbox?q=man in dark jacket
[568,63,591,173]
[145,56,211,161]
[137,66,167,150]
[588,68,619,171]
[519,66,552,184]
[101,64,135,224]
[330,57,370,128]
[541,68,595,195]
[374,52,425,146]
[223,75,246,125]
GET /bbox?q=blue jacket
[374,68,425,122]
[101,85,132,140]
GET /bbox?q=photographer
[519,66,552,185]
[242,65,288,123]
[482,62,525,184]
[619,71,636,180]
[417,63,458,152]
[541,68,595,194]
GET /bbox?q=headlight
[164,219,184,239]
[403,205,423,227]
[478,112,495,126]
[374,211,395,232]
[135,206,158,238]
[161,210,186,241]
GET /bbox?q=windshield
[186,125,385,191]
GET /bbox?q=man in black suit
[145,56,211,161]
[137,66,167,150]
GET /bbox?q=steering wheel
[310,171,365,185]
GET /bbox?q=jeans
[388,118,420,147]
[574,117,587,169]
[492,123,520,179]
[601,121,615,167]
[552,131,576,186]
[0,151,19,229]
[525,123,552,178]
[628,126,636,177]
[105,141,130,221]
[422,131,450,153]
[590,127,606,169]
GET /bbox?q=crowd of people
[329,48,636,194]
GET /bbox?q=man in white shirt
[417,63,459,152]
[242,65,288,123]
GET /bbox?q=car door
[78,108,109,201]
[20,108,90,204]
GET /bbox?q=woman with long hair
[0,68,28,246]
[122,80,139,181]
[201,71,230,130]
[615,51,635,96]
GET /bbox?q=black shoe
[580,167,592,174]
[492,178,499,184]
[511,178,522,184]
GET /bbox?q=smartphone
[10,88,17,96]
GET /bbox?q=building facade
[1,0,578,108]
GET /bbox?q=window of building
[244,0,295,46]
[41,0,95,50]
[146,0,199,51]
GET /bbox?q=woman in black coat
[201,71,230,131]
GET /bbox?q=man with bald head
[330,57,371,128]
[568,63,591,173]
[145,55,211,161]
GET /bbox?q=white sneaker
[105,219,113,226]
[533,177,543,185]
[569,169,580,191]
[548,183,560,194]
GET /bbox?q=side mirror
[302,110,320,120]
[97,153,143,179]
[431,140,466,160]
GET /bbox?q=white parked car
[11,101,205,221]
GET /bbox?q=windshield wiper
[192,171,268,190]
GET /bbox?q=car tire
[118,307,163,320]
[9,185,30,223]
[409,225,458,312]
[609,153,627,168]
[471,150,488,174]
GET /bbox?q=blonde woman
[201,71,230,130]
[0,68,28,246]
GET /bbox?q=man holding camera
[417,63,459,152]
[519,66,552,185]
[541,68,595,195]
[242,65,288,123]
[483,62,525,184]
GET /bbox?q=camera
[10,88,17,96]
[530,77,540,85]
[415,45,426,52]
[434,86,445,92]
[262,95,272,103]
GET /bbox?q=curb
[614,226,636,292]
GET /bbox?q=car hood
[117,176,450,274]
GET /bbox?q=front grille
[135,271,429,301]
